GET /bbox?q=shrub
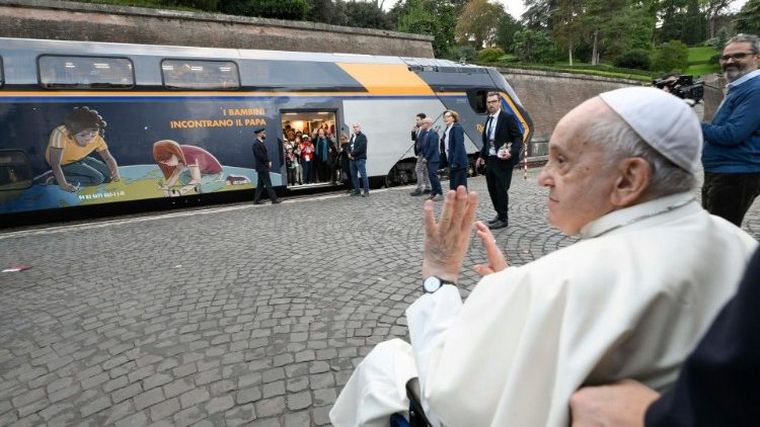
[652,40,689,73]
[614,48,652,70]
[457,46,477,63]
[477,47,506,63]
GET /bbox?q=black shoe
[487,216,501,225]
[351,190,361,196]
[410,189,423,196]
[423,189,432,194]
[488,220,508,230]
[271,199,281,204]
[253,201,265,205]
[362,192,369,197]
[427,194,443,201]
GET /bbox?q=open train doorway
[280,111,341,189]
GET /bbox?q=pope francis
[330,87,758,427]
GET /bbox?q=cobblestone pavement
[1,171,759,426]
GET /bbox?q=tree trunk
[591,30,598,66]
[568,41,574,66]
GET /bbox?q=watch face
[423,276,442,293]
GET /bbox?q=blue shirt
[701,70,760,173]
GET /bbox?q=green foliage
[614,48,652,70]
[455,0,506,48]
[477,47,505,62]
[652,40,689,72]
[513,28,556,64]
[457,45,477,62]
[339,0,393,29]
[658,0,707,46]
[161,0,218,9]
[395,0,457,58]
[494,14,523,53]
[219,0,310,20]
[736,0,760,34]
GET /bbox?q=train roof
[0,37,478,68]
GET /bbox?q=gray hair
[726,34,760,54]
[580,109,696,198]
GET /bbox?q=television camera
[652,74,704,104]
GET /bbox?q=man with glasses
[701,33,760,226]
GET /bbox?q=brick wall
[0,0,434,57]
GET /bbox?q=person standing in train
[475,92,523,230]
[252,127,281,205]
[442,110,468,190]
[348,122,369,197]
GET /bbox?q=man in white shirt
[329,87,757,427]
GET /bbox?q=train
[0,36,532,222]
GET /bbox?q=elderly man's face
[721,41,759,82]
[538,99,618,235]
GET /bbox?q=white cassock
[330,192,758,426]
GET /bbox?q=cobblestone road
[1,171,759,426]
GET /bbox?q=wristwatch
[422,276,457,294]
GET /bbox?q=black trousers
[254,170,278,203]
[449,167,468,190]
[485,156,515,222]
[702,171,760,227]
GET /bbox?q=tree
[703,0,731,39]
[394,0,458,58]
[551,0,584,65]
[735,0,760,35]
[522,0,558,30]
[455,0,506,48]
[340,0,393,29]
[494,13,523,53]
[513,28,556,63]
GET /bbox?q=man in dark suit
[348,122,369,197]
[252,127,281,205]
[442,110,468,190]
[420,117,443,201]
[475,92,523,230]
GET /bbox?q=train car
[0,37,532,221]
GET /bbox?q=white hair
[581,108,696,198]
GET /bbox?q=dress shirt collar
[727,69,760,90]
[580,192,698,239]
[490,109,501,119]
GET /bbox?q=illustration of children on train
[152,139,226,197]
[45,107,121,192]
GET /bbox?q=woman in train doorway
[152,139,225,197]
[338,132,353,192]
[45,106,121,192]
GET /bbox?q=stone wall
[501,68,644,153]
[0,0,434,57]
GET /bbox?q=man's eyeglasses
[719,52,755,62]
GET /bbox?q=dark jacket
[350,132,367,160]
[480,109,523,162]
[445,122,467,170]
[252,139,270,172]
[421,129,440,164]
[412,127,423,156]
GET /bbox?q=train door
[280,110,340,188]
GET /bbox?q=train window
[466,89,489,114]
[38,55,134,89]
[0,150,33,191]
[162,60,240,90]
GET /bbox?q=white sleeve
[406,285,462,383]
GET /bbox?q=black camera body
[653,74,704,103]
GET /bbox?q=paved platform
[1,170,759,426]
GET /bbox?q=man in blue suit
[420,117,443,201]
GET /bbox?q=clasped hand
[422,186,508,284]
